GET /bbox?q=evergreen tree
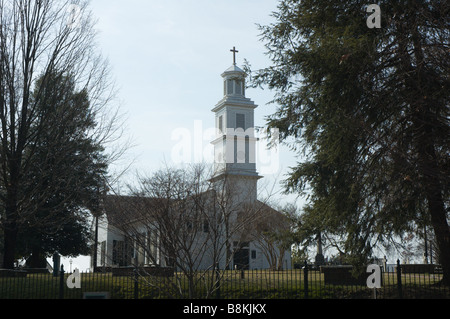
[247,0,449,283]
[16,73,107,267]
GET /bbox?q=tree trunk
[407,22,449,285]
[418,138,450,285]
[2,188,20,269]
[2,226,18,269]
[427,191,450,285]
[415,103,450,285]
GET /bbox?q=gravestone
[24,268,50,274]
[315,254,325,267]
[0,269,27,278]
[320,265,366,285]
[52,253,60,277]
[398,264,436,274]
[83,292,110,299]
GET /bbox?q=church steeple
[211,48,262,202]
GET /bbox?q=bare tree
[242,202,294,270]
[0,0,124,268]
[106,164,284,298]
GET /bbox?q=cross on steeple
[230,46,239,65]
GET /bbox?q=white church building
[92,50,292,272]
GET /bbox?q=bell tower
[211,48,262,203]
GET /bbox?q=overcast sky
[85,0,302,206]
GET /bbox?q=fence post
[215,263,221,299]
[303,261,309,299]
[59,264,65,299]
[397,259,403,299]
[134,267,139,300]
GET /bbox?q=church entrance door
[233,242,249,270]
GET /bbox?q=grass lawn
[0,269,448,299]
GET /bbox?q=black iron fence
[0,261,448,299]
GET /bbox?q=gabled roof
[102,195,163,228]
[102,194,288,231]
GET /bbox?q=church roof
[237,200,291,242]
[103,195,165,228]
[102,193,213,228]
[223,64,245,74]
[102,195,288,233]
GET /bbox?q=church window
[100,241,106,266]
[218,115,223,133]
[131,237,137,259]
[245,137,249,164]
[236,113,245,130]
[235,80,242,95]
[112,240,123,265]
[227,80,233,95]
[251,250,257,259]
[146,230,158,265]
[113,239,132,266]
